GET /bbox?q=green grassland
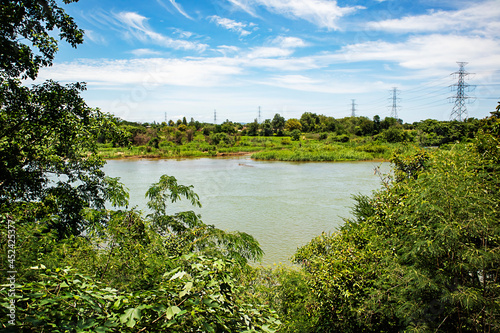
[98,131,400,162]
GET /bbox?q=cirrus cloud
[227,0,363,30]
[208,15,255,37]
[366,0,500,38]
[114,11,208,51]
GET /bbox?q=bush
[290,129,301,141]
[331,134,349,143]
[381,127,408,143]
[209,132,231,145]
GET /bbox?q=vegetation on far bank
[97,113,481,162]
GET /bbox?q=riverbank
[98,135,402,162]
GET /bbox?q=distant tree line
[101,112,481,149]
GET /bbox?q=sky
[33,0,500,124]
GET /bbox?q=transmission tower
[214,109,217,124]
[258,106,261,123]
[351,99,357,117]
[449,62,475,121]
[390,87,400,119]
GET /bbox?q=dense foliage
[281,108,500,332]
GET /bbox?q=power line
[404,86,449,102]
[403,75,450,94]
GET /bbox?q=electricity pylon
[390,87,400,119]
[450,62,474,121]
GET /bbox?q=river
[103,157,388,265]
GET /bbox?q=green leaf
[170,271,188,281]
[179,281,193,297]
[166,306,182,320]
[120,307,141,328]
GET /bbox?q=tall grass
[98,135,399,161]
[251,148,373,161]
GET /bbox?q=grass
[98,135,399,161]
[251,148,374,162]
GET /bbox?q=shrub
[290,129,301,141]
[331,134,349,143]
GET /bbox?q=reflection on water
[103,157,389,265]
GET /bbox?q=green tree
[285,118,302,132]
[0,0,84,79]
[261,119,273,137]
[380,116,400,130]
[0,0,125,237]
[318,115,337,132]
[300,112,320,132]
[272,113,285,135]
[373,115,381,134]
[381,126,408,143]
[247,118,259,136]
[0,79,125,237]
[220,120,236,134]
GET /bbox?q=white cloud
[129,48,162,57]
[36,58,242,88]
[337,34,500,71]
[228,0,363,30]
[244,55,320,71]
[83,30,107,45]
[156,0,193,19]
[216,45,241,56]
[272,36,307,48]
[171,28,195,39]
[115,12,208,51]
[226,0,260,17]
[209,16,253,36]
[242,35,308,62]
[274,74,317,84]
[366,0,500,37]
[168,0,193,19]
[247,47,293,58]
[256,74,387,94]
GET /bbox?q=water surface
[103,157,388,265]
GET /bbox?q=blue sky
[34,0,500,124]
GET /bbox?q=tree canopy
[0,0,84,79]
